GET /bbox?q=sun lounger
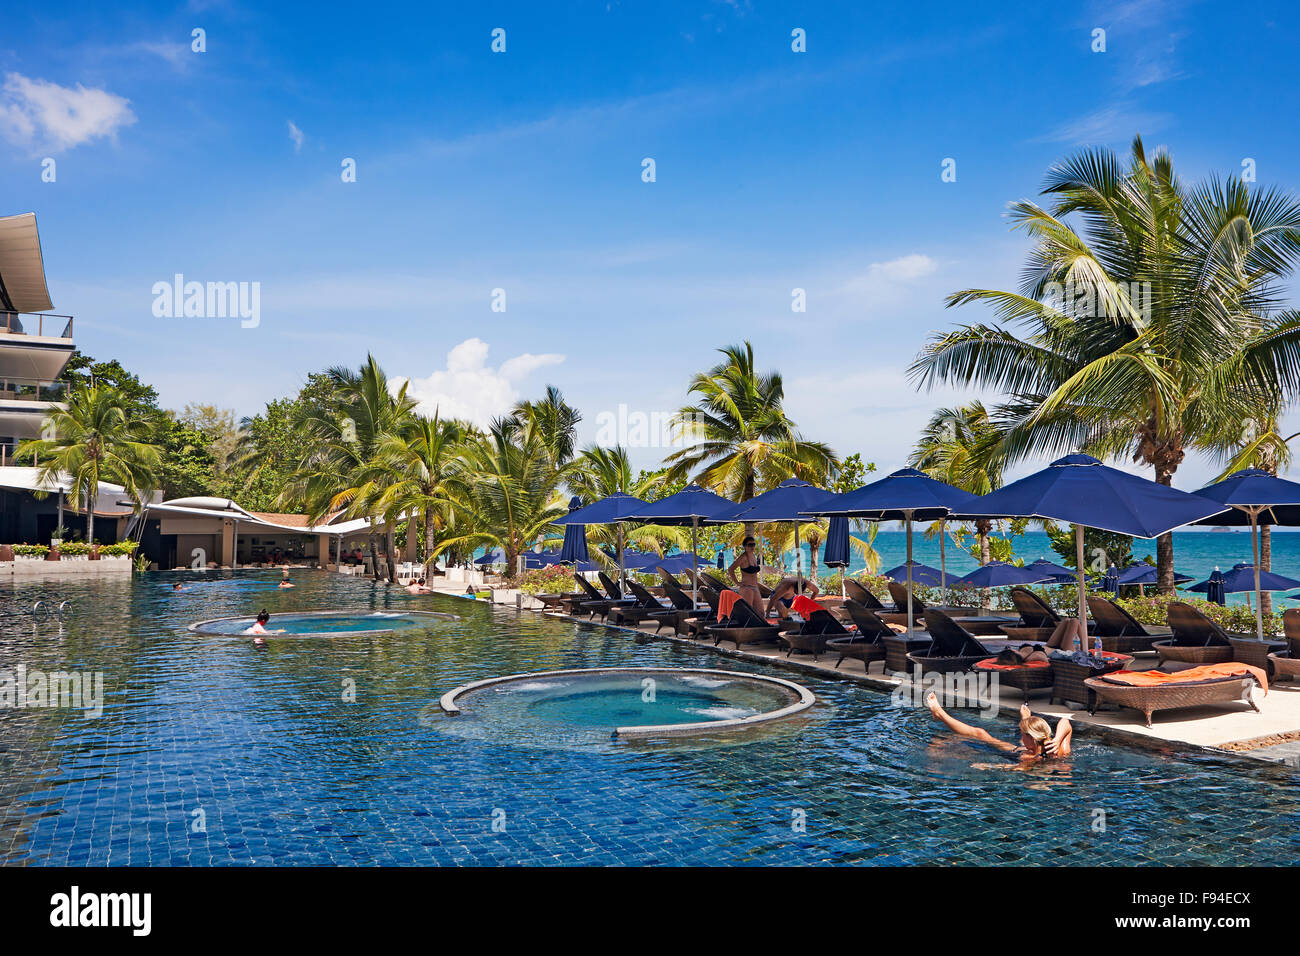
[608,579,673,627]
[827,600,890,672]
[973,655,1053,701]
[882,581,926,628]
[1153,602,1234,664]
[1086,596,1170,653]
[1268,609,1300,681]
[999,587,1062,641]
[1084,663,1266,727]
[843,578,893,612]
[648,573,711,635]
[906,609,994,673]
[703,596,782,648]
[780,607,849,659]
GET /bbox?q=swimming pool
[2,569,1298,865]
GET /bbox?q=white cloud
[287,120,304,152]
[830,254,939,316]
[0,72,135,153]
[394,338,565,428]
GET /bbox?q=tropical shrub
[516,564,578,595]
[1117,592,1281,635]
[12,544,49,556]
[99,541,139,556]
[57,541,92,555]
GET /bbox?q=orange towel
[717,589,740,621]
[1102,662,1268,696]
[791,594,823,619]
[974,658,1051,671]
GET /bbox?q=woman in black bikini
[726,537,765,611]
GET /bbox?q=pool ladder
[30,600,73,624]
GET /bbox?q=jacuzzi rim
[439,666,815,739]
[187,608,461,636]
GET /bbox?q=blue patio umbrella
[713,478,837,592]
[716,551,725,570]
[1026,557,1077,583]
[880,561,945,587]
[823,516,851,597]
[474,548,505,566]
[1114,563,1193,587]
[965,454,1227,645]
[554,492,650,588]
[647,552,712,575]
[558,496,589,565]
[1190,567,1228,606]
[1194,468,1300,637]
[802,469,980,635]
[624,484,737,603]
[955,560,1051,589]
[1101,563,1120,597]
[1190,562,1300,597]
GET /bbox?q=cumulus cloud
[395,338,565,428]
[830,253,939,316]
[287,120,304,152]
[0,72,136,153]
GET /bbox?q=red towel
[791,594,823,619]
[717,589,741,621]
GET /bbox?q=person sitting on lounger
[926,691,1072,763]
[727,537,767,612]
[765,576,820,620]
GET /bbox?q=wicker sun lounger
[1268,610,1300,681]
[703,596,782,648]
[1084,671,1262,727]
[844,579,894,612]
[780,608,850,660]
[1086,596,1170,654]
[608,580,673,627]
[998,587,1063,641]
[973,656,1053,701]
[1153,602,1234,665]
[648,575,711,635]
[882,581,926,628]
[906,609,993,674]
[827,600,890,672]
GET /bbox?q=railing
[0,312,74,338]
[0,378,67,402]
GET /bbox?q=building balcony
[0,312,74,384]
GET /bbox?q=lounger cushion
[1098,662,1267,695]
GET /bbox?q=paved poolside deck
[501,597,1300,768]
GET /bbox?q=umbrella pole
[618,523,626,592]
[1250,507,1264,639]
[691,518,699,607]
[939,518,947,605]
[905,511,914,637]
[1074,524,1087,652]
[795,523,802,597]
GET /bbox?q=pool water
[190,610,455,636]
[2,569,1299,866]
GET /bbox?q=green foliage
[155,415,218,499]
[99,541,139,556]
[1044,524,1135,571]
[515,564,577,594]
[829,453,874,494]
[1117,592,1281,635]
[12,544,49,556]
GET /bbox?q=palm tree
[512,386,581,469]
[568,445,688,564]
[666,342,838,502]
[18,385,162,544]
[433,417,573,572]
[370,413,465,569]
[911,136,1300,592]
[285,354,417,579]
[909,402,1003,567]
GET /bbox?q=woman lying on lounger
[765,576,820,619]
[926,691,1072,764]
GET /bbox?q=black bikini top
[740,564,760,575]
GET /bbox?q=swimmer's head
[1019,714,1053,752]
[256,609,270,624]
[173,583,183,590]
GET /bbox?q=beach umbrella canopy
[823,516,852,598]
[558,496,589,564]
[804,469,980,633]
[1193,468,1300,637]
[965,454,1227,646]
[554,492,650,587]
[716,551,725,570]
[1114,563,1193,587]
[624,485,737,602]
[955,561,1051,588]
[1190,562,1300,595]
[1101,563,1120,597]
[1026,557,1077,583]
[647,552,712,575]
[1190,567,1228,605]
[712,478,836,589]
[474,548,506,566]
[881,561,945,587]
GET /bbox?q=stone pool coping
[439,666,816,739]
[187,608,460,637]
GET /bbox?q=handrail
[0,312,74,338]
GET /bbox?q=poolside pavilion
[140,496,376,570]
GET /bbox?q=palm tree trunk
[1261,525,1273,617]
[424,507,436,569]
[976,518,991,610]
[86,488,95,545]
[1153,460,1177,594]
[385,524,397,582]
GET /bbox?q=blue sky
[4,0,1300,486]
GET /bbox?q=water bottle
[1093,635,1103,658]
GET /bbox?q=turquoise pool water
[2,569,1299,865]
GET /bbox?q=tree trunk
[1261,524,1273,616]
[976,519,991,609]
[367,521,382,581]
[424,507,436,570]
[1153,462,1176,594]
[86,489,95,545]
[385,525,397,582]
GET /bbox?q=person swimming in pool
[172,582,186,592]
[277,571,295,589]
[926,691,1071,764]
[405,577,431,594]
[726,537,766,611]
[246,610,285,636]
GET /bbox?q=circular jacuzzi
[438,667,815,746]
[188,609,459,636]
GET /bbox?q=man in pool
[926,691,1071,763]
[405,577,431,594]
[278,571,295,589]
